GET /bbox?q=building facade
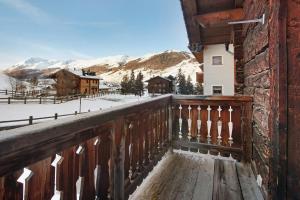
[51,69,99,96]
[146,76,173,94]
[203,44,234,95]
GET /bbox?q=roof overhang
[180,0,244,63]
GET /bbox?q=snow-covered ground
[0,94,150,127]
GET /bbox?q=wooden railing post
[29,116,33,125]
[168,105,173,152]
[112,117,125,200]
[241,102,253,163]
[8,97,10,104]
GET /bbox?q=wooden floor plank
[156,153,192,200]
[130,152,262,200]
[129,152,186,200]
[212,159,243,200]
[191,156,215,200]
[236,162,264,200]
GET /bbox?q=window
[212,56,223,65]
[212,86,222,95]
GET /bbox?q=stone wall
[242,0,272,198]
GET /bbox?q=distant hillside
[4,50,202,83]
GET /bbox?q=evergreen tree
[128,70,135,94]
[195,82,204,95]
[186,75,194,95]
[120,74,129,94]
[135,71,144,96]
[176,68,187,94]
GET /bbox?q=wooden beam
[193,8,244,28]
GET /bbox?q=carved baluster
[217,106,222,140]
[51,154,64,200]
[178,105,183,139]
[157,110,161,151]
[165,107,168,145]
[187,105,192,141]
[228,106,234,141]
[17,168,33,200]
[197,106,201,141]
[75,145,84,200]
[93,138,100,199]
[148,114,153,162]
[143,117,148,166]
[136,119,141,174]
[128,123,134,183]
[207,105,212,139]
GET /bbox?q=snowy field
[0,94,150,127]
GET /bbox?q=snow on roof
[145,76,172,82]
[51,68,100,80]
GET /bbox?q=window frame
[212,85,223,95]
[212,56,223,66]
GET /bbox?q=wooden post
[75,111,78,115]
[53,97,56,104]
[8,97,10,104]
[54,113,58,120]
[39,97,42,104]
[5,90,7,95]
[24,97,27,104]
[168,105,173,144]
[241,102,253,163]
[29,116,33,125]
[112,117,125,200]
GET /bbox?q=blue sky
[0,0,189,68]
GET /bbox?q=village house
[201,44,235,95]
[146,76,173,94]
[50,69,100,96]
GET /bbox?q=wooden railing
[0,95,172,200]
[0,95,252,200]
[171,95,253,162]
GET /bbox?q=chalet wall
[203,44,235,95]
[242,0,272,198]
[55,70,80,96]
[147,78,172,94]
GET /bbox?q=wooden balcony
[0,94,260,200]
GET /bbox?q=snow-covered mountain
[5,50,202,83]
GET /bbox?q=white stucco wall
[203,44,234,95]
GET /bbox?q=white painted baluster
[197,106,201,141]
[178,105,183,139]
[207,105,212,138]
[17,168,33,200]
[187,105,192,141]
[51,154,64,200]
[76,145,84,200]
[228,106,234,141]
[217,106,222,139]
[93,138,100,194]
[128,123,133,182]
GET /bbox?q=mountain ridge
[4,50,202,83]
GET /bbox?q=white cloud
[0,0,51,22]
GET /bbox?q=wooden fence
[0,91,121,104]
[0,111,91,131]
